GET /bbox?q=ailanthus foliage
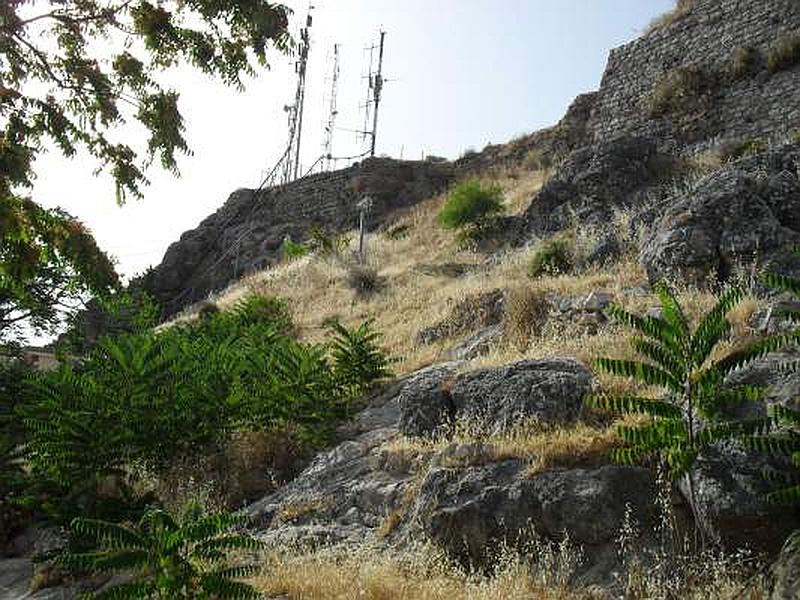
[59,502,264,599]
[1,0,291,340]
[328,319,393,397]
[588,283,794,478]
[737,269,800,506]
[742,404,800,505]
[15,295,390,524]
[0,196,118,341]
[1,0,291,201]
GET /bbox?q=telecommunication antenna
[369,30,386,157]
[321,43,341,171]
[359,30,387,157]
[281,6,314,184]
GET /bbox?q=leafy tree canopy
[0,0,292,340]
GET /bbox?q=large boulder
[681,443,800,554]
[450,359,593,434]
[396,363,461,438]
[397,359,593,438]
[641,142,800,287]
[410,461,657,581]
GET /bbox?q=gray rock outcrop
[409,461,657,582]
[682,443,800,553]
[142,158,454,317]
[397,359,593,438]
[640,143,800,287]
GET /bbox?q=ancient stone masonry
[588,0,800,151]
[142,158,454,317]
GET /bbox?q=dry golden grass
[255,545,602,600]
[378,417,636,480]
[135,428,308,512]
[645,0,693,35]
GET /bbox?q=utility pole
[370,30,386,157]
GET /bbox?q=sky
[30,0,676,280]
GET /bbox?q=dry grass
[645,0,693,35]
[378,418,632,478]
[136,428,308,512]
[255,543,601,600]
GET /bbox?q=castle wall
[588,0,800,149]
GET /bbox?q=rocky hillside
[143,0,800,322]
[16,0,800,598]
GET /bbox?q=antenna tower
[359,30,387,157]
[322,43,341,171]
[281,7,313,184]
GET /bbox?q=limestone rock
[681,443,800,553]
[450,359,593,434]
[446,324,503,361]
[410,461,657,581]
[770,535,800,600]
[397,363,460,438]
[640,143,800,287]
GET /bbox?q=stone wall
[142,158,454,317]
[587,0,800,150]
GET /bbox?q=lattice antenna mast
[358,30,387,157]
[322,43,340,171]
[358,40,376,150]
[369,30,386,157]
[281,6,314,184]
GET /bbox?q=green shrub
[328,319,393,398]
[767,32,800,73]
[18,295,391,522]
[308,225,351,256]
[527,239,574,278]
[587,283,795,527]
[282,237,309,260]
[438,179,505,245]
[60,502,263,599]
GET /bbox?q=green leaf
[594,358,682,393]
[586,394,682,419]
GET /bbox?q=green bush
[587,283,795,529]
[527,239,574,278]
[328,319,393,398]
[438,179,505,245]
[18,295,391,523]
[308,225,351,256]
[281,237,310,260]
[767,32,800,73]
[60,502,263,599]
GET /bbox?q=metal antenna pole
[292,10,313,180]
[370,30,386,158]
[322,43,340,171]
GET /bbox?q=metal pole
[293,16,312,180]
[370,31,386,157]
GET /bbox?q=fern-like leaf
[586,394,682,419]
[594,358,682,393]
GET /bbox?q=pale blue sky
[32,0,675,279]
